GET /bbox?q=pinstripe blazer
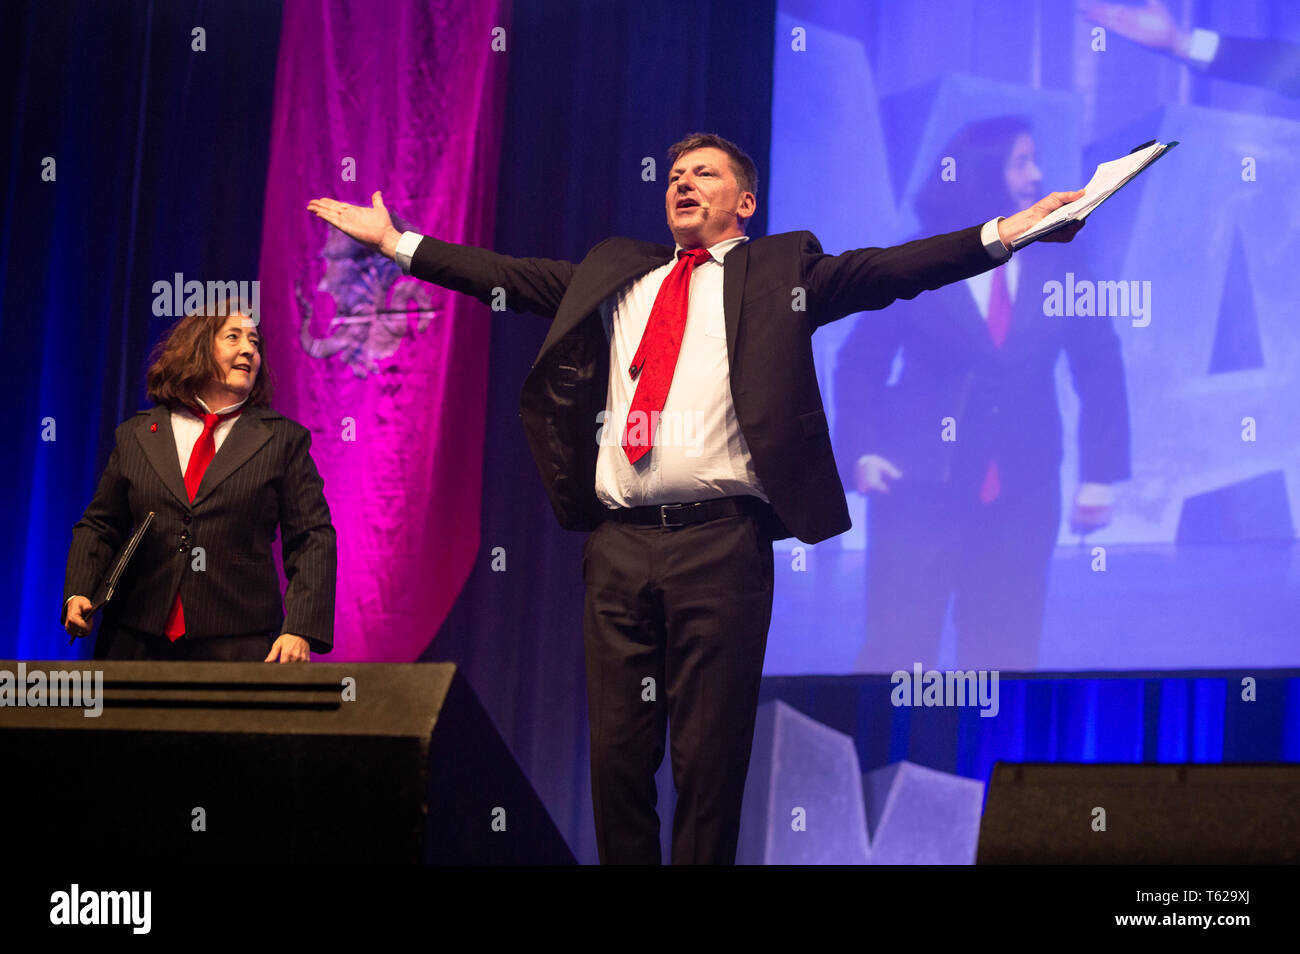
[832,241,1130,497]
[63,404,337,651]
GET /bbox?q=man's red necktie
[163,407,242,641]
[621,247,713,464]
[979,265,1012,504]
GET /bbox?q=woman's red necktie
[163,407,243,640]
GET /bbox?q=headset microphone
[695,201,740,217]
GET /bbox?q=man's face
[1004,132,1043,210]
[211,313,262,400]
[665,146,756,248]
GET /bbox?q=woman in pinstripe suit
[61,302,337,662]
[833,118,1129,673]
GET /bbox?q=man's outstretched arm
[307,190,579,319]
[805,190,1086,325]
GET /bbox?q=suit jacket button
[182,514,192,524]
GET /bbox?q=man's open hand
[307,190,402,259]
[1081,0,1191,59]
[998,189,1088,248]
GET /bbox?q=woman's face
[211,313,262,400]
[1004,132,1043,210]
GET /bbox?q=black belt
[604,495,771,529]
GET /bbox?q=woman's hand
[855,454,903,494]
[63,596,94,639]
[306,190,402,260]
[265,634,311,663]
[1070,483,1116,534]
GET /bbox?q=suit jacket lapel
[191,407,273,506]
[536,244,673,360]
[722,241,748,370]
[135,405,191,508]
[915,281,994,357]
[530,237,752,378]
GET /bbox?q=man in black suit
[308,132,1085,863]
[1084,0,1300,98]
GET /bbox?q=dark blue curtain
[4,0,283,658]
[761,673,1300,790]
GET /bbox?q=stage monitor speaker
[977,762,1300,864]
[0,660,575,864]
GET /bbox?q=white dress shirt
[593,234,766,507]
[964,254,1020,320]
[171,396,248,475]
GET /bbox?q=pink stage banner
[258,0,507,660]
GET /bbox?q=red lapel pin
[151,423,158,432]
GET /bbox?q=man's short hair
[667,133,759,197]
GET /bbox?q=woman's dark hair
[145,295,272,409]
[913,115,1033,235]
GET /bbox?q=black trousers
[582,511,774,864]
[859,478,1061,673]
[94,623,278,662]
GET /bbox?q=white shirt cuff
[394,231,424,275]
[1187,28,1220,64]
[981,217,1011,261]
[1076,483,1115,507]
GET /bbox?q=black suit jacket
[832,242,1131,499]
[1205,36,1300,98]
[410,225,1004,543]
[63,405,337,651]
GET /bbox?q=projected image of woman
[833,116,1131,672]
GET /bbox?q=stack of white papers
[1010,140,1178,250]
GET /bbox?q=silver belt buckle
[659,503,687,529]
